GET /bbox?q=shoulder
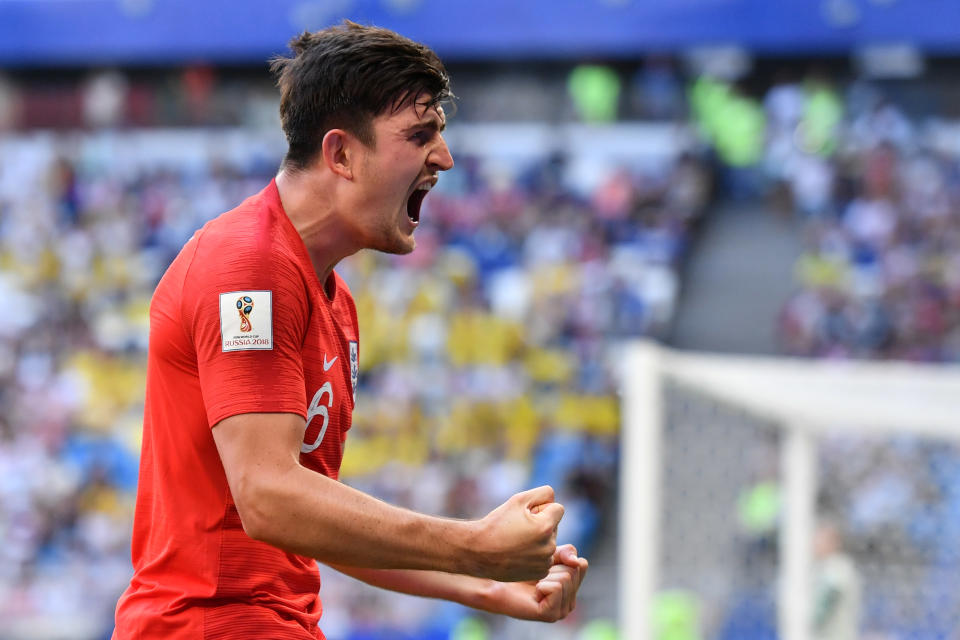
[188,188,305,293]
[178,185,312,338]
[195,189,285,262]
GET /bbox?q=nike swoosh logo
[323,354,338,371]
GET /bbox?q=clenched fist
[465,485,564,583]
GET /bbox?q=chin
[401,236,416,254]
[374,235,415,256]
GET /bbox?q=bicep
[212,412,307,519]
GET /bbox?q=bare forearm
[215,413,563,583]
[242,465,475,575]
[328,554,589,623]
[327,563,494,610]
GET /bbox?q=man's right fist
[466,485,564,583]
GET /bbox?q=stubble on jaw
[366,214,416,256]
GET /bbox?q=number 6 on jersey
[301,382,334,453]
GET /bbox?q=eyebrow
[404,116,446,135]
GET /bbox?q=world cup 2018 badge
[236,296,254,332]
[220,291,273,352]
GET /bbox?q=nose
[428,134,454,172]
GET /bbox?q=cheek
[389,149,423,179]
[373,156,404,185]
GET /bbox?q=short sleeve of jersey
[183,229,310,428]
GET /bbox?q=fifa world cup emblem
[236,296,254,332]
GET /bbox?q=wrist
[471,577,502,614]
[446,518,483,576]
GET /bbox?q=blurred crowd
[763,78,960,635]
[684,71,960,639]
[687,69,960,364]
[758,76,960,362]
[0,114,709,637]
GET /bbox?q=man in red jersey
[113,22,587,640]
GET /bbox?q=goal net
[620,341,960,640]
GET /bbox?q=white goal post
[619,340,960,640]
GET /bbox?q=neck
[275,167,359,286]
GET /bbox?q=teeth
[416,183,433,192]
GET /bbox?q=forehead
[378,98,446,130]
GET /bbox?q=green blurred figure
[689,75,766,199]
[578,618,620,640]
[451,616,488,640]
[569,64,621,123]
[689,75,730,144]
[653,590,701,640]
[800,75,843,156]
[738,480,781,538]
[689,76,765,168]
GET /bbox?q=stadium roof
[2,0,960,66]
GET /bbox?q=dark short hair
[270,21,452,171]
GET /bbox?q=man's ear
[320,129,354,180]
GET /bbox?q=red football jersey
[114,180,359,639]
